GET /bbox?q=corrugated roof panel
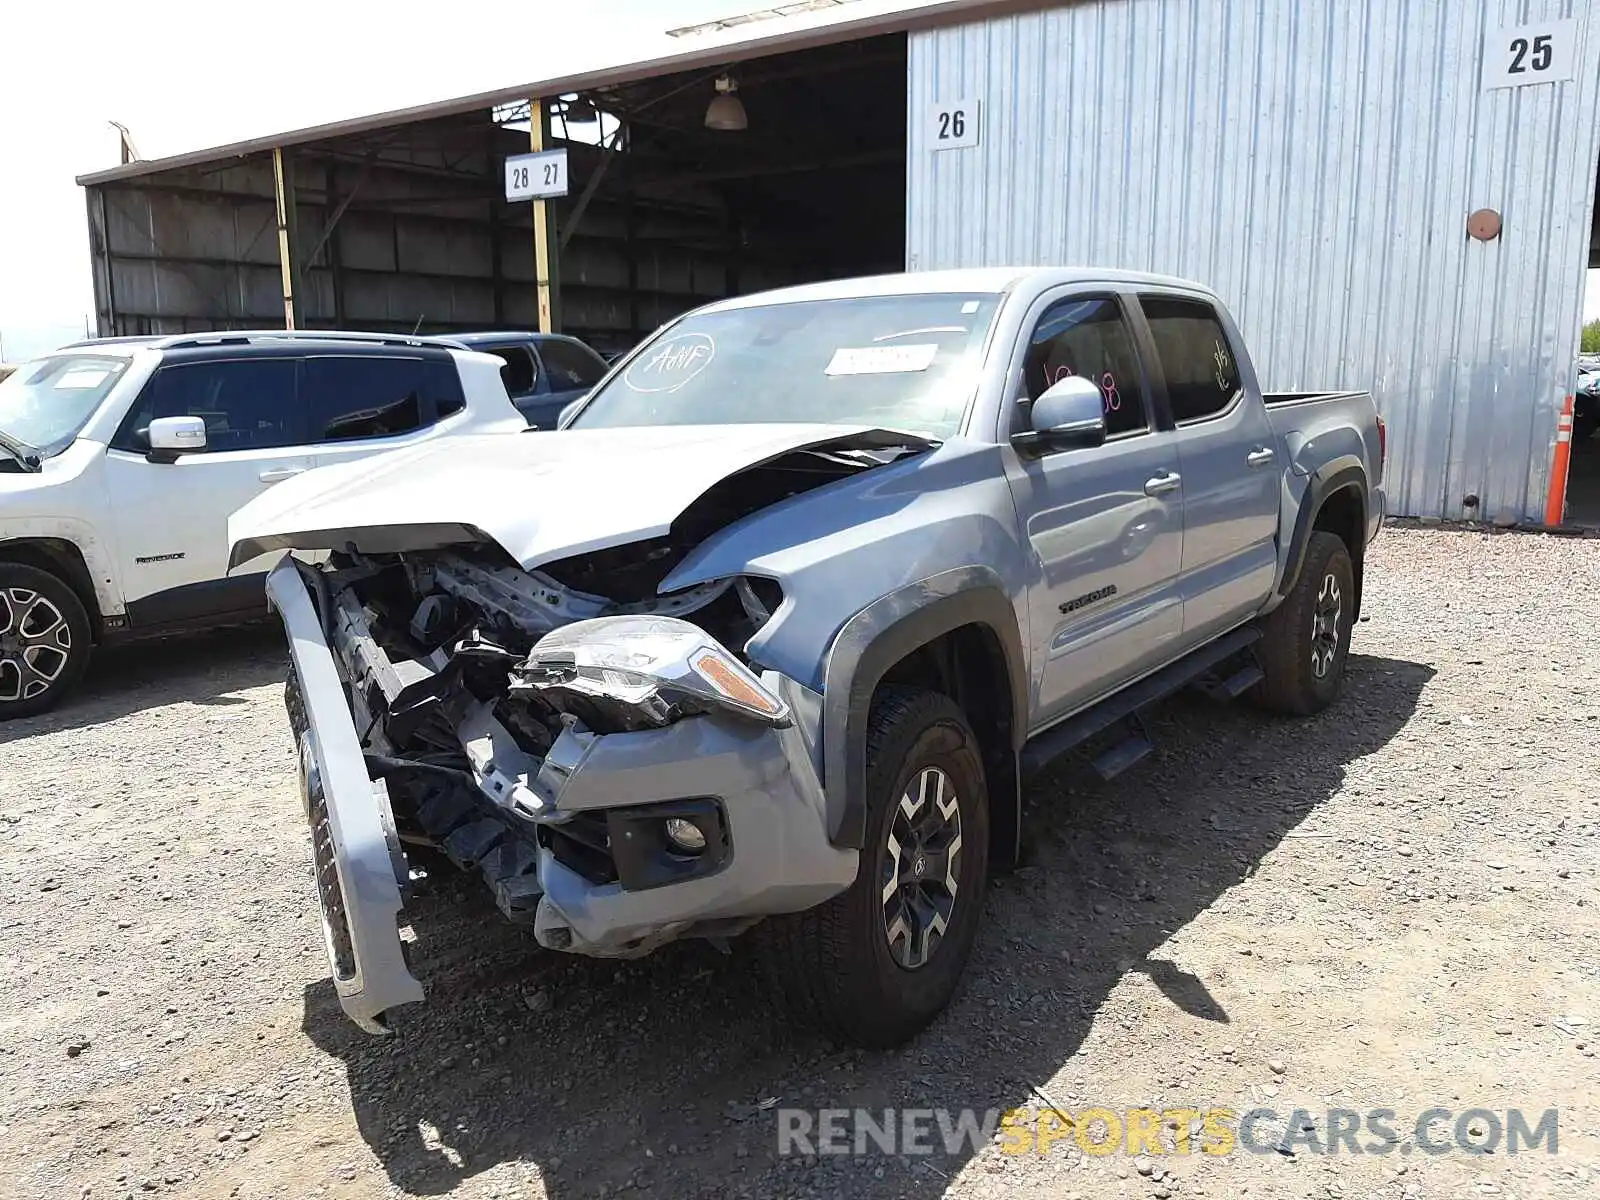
[908,0,1600,523]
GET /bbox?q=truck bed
[1263,389,1373,408]
[1261,387,1386,552]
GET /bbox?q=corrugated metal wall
[907,0,1600,524]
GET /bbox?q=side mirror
[1013,376,1106,453]
[147,415,207,463]
[556,397,585,429]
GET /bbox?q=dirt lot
[2,526,1597,1200]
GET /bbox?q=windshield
[568,292,1002,439]
[0,354,129,455]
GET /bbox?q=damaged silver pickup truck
[229,268,1385,1047]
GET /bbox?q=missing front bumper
[269,558,425,1034]
[267,553,857,1032]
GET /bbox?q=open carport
[73,2,1007,359]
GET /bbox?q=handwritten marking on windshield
[623,333,717,393]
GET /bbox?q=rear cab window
[1138,296,1244,424]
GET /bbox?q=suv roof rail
[152,329,460,351]
[61,335,163,348]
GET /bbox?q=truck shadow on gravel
[0,623,286,745]
[301,651,1434,1199]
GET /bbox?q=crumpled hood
[228,422,930,570]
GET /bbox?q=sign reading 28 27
[1482,20,1577,90]
[505,150,569,202]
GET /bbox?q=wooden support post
[272,147,300,330]
[529,99,555,333]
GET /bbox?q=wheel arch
[821,566,1027,867]
[1279,461,1368,620]
[0,537,105,635]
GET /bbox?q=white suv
[0,331,528,717]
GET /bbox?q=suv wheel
[758,686,990,1047]
[0,564,92,720]
[1252,531,1355,716]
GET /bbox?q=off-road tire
[756,686,990,1048]
[1252,531,1355,716]
[0,563,92,720]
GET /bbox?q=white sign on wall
[927,99,981,151]
[504,149,569,202]
[1482,19,1578,90]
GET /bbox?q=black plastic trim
[123,574,269,632]
[1278,460,1367,601]
[606,798,732,892]
[821,567,1027,854]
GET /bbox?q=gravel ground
[1,525,1597,1200]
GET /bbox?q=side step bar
[1020,625,1263,781]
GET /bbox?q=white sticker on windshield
[960,300,980,314]
[54,368,112,390]
[624,333,716,393]
[824,344,940,376]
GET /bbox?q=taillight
[1376,415,1387,467]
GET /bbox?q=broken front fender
[267,555,424,1033]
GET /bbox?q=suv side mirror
[1013,376,1106,453]
[556,398,585,429]
[147,415,207,463]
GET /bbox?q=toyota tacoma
[229,267,1386,1046]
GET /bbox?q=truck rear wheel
[1252,531,1354,716]
[0,563,92,720]
[758,686,990,1048]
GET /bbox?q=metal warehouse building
[76,0,1600,527]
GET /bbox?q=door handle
[259,467,306,483]
[1144,471,1182,496]
[1246,447,1276,467]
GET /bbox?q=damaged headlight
[513,615,789,730]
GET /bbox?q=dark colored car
[1575,369,1599,442]
[446,332,610,429]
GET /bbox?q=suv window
[1021,296,1149,438]
[485,345,538,396]
[120,359,300,452]
[301,356,462,441]
[537,339,607,391]
[1139,296,1242,423]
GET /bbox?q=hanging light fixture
[705,75,748,131]
[563,95,599,124]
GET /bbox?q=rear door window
[117,359,301,452]
[300,356,464,442]
[1138,296,1243,424]
[536,339,608,391]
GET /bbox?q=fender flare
[0,526,122,624]
[1278,459,1367,602]
[820,566,1027,855]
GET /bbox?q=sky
[1,0,1598,360]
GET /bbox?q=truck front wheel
[758,686,990,1048]
[0,563,92,720]
[1253,531,1355,716]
